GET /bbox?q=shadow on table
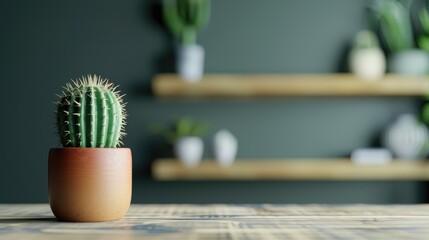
[0,217,57,223]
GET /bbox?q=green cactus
[55,75,127,148]
[162,0,211,45]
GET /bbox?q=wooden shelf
[152,74,429,97]
[152,159,429,181]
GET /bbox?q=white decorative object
[349,30,386,80]
[383,114,429,160]
[351,148,392,165]
[349,49,386,80]
[175,137,203,167]
[177,44,205,82]
[213,130,238,166]
[388,49,429,75]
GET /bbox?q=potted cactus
[162,0,211,82]
[49,75,131,222]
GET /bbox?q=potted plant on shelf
[162,0,211,82]
[152,118,209,167]
[49,75,131,222]
[348,30,386,80]
[372,0,429,75]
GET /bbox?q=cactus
[55,75,126,148]
[162,0,211,45]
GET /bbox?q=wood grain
[2,204,429,239]
[152,74,429,97]
[152,159,429,180]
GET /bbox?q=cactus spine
[56,75,126,148]
[162,0,211,45]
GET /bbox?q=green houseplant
[162,0,211,82]
[152,118,208,167]
[372,0,429,74]
[49,75,132,222]
[419,7,429,52]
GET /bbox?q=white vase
[388,49,429,75]
[383,114,428,160]
[177,44,205,82]
[175,137,203,167]
[213,130,238,166]
[349,48,386,80]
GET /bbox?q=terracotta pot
[48,148,132,222]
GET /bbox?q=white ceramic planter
[388,49,429,75]
[383,114,428,160]
[177,44,205,82]
[175,137,203,167]
[349,48,386,80]
[213,130,238,166]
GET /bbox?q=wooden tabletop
[2,204,429,239]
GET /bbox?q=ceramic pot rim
[50,148,131,154]
[50,147,130,150]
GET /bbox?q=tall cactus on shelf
[162,0,211,45]
[55,75,127,148]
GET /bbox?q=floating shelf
[152,74,429,97]
[152,159,429,181]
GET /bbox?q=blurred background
[2,0,429,204]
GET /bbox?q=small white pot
[349,48,386,80]
[388,49,429,75]
[175,137,203,167]
[177,44,205,82]
[383,114,429,160]
[213,130,238,166]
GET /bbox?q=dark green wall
[0,0,424,203]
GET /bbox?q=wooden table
[2,204,429,239]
